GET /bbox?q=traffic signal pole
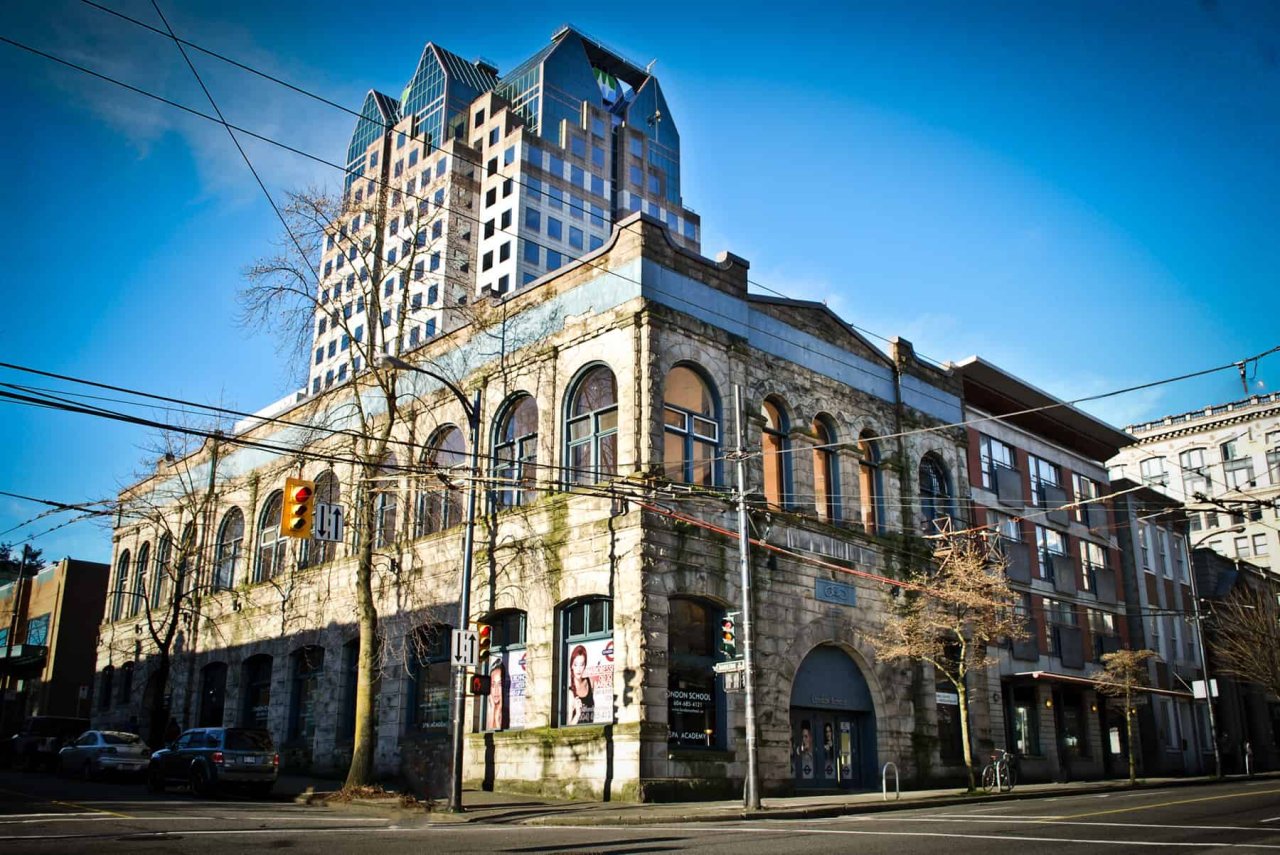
[733,385,761,810]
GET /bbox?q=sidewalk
[293,770,1278,827]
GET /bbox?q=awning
[1010,670,1194,700]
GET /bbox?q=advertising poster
[487,648,528,731]
[564,636,614,725]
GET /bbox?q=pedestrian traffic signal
[281,477,316,539]
[476,623,492,662]
[721,613,737,658]
[469,673,491,696]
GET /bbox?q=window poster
[564,637,614,725]
[488,648,528,731]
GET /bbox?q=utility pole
[1188,528,1238,779]
[733,385,761,810]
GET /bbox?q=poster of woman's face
[488,662,505,730]
[563,638,614,725]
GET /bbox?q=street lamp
[382,354,482,812]
[1187,524,1244,779]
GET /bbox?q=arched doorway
[789,645,877,789]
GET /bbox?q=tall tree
[241,175,464,788]
[873,528,1027,791]
[1095,648,1157,785]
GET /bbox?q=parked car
[8,716,91,771]
[58,730,150,780]
[147,727,279,797]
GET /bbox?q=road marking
[50,799,130,819]
[892,816,1280,833]
[0,826,419,841]
[0,813,103,820]
[1262,817,1280,824]
[583,823,1280,849]
[1048,787,1280,820]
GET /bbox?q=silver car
[58,731,150,780]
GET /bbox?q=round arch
[788,644,879,790]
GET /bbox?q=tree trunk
[1125,692,1136,786]
[146,652,171,748]
[344,499,379,788]
[957,678,976,792]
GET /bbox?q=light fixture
[1045,698,1053,709]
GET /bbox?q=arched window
[301,470,340,568]
[493,396,538,508]
[858,431,883,535]
[111,550,131,621]
[119,661,135,704]
[416,429,465,536]
[374,454,399,547]
[213,508,244,590]
[255,490,286,582]
[482,610,528,731]
[566,365,618,484]
[198,661,227,727]
[131,542,150,617]
[339,638,360,741]
[99,665,114,710]
[762,397,792,509]
[407,624,451,731]
[288,646,325,742]
[176,522,197,598]
[559,597,613,726]
[667,598,726,749]
[919,454,953,534]
[812,415,840,522]
[240,654,273,728]
[152,534,172,610]
[663,365,719,486]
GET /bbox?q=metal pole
[1186,533,1222,779]
[448,388,483,812]
[733,385,761,810]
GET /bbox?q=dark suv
[8,716,92,771]
[147,727,279,797]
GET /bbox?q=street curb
[516,773,1280,827]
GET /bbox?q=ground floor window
[560,598,613,726]
[408,625,451,732]
[667,598,723,749]
[1007,685,1040,756]
[241,654,273,729]
[289,646,324,742]
[484,611,528,732]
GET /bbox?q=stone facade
[95,215,999,800]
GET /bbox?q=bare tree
[1209,585,1280,700]
[240,167,474,787]
[1095,648,1157,785]
[108,428,226,747]
[873,528,1027,791]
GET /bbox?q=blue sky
[2,0,1277,564]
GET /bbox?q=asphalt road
[2,770,1280,853]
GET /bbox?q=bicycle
[981,748,1018,793]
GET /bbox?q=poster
[564,636,614,725]
[795,718,815,779]
[487,648,528,731]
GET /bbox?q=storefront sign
[936,691,959,706]
[815,579,856,607]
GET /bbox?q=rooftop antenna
[645,58,658,74]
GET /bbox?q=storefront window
[560,598,613,726]
[667,598,722,748]
[289,646,324,742]
[241,654,273,728]
[409,625,451,731]
[484,611,528,731]
[1008,685,1040,755]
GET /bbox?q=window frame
[662,365,721,488]
[565,365,619,486]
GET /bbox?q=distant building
[1110,392,1280,575]
[0,558,108,734]
[1191,548,1280,774]
[1110,480,1206,776]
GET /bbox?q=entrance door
[791,710,863,789]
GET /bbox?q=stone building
[1110,392,1280,575]
[96,214,985,798]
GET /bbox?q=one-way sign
[451,629,478,668]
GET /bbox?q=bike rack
[882,761,900,801]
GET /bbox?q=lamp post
[382,355,482,812]
[1187,525,1243,779]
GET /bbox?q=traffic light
[469,673,492,696]
[476,623,492,662]
[721,612,737,658]
[281,477,316,539]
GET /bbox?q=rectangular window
[503,146,515,166]
[561,600,614,726]
[571,164,585,187]
[592,145,605,168]
[629,164,643,186]
[525,207,541,231]
[547,250,562,271]
[500,208,512,229]
[590,174,605,197]
[569,227,584,250]
[489,126,500,146]
[589,235,604,251]
[548,153,564,178]
[1008,686,1040,756]
[569,195,583,220]
[523,240,539,264]
[1028,454,1061,506]
[978,434,1016,489]
[482,251,493,272]
[590,204,604,228]
[425,318,436,337]
[1139,457,1168,485]
[547,217,563,240]
[1079,540,1105,592]
[548,186,564,210]
[499,242,510,262]
[25,613,50,646]
[1036,525,1067,580]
